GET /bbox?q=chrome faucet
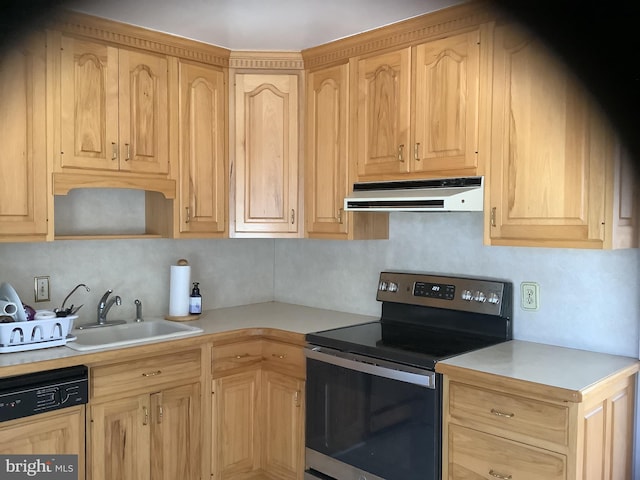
[78,289,126,329]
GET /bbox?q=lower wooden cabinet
[441,369,637,480]
[0,406,85,479]
[88,349,203,480]
[211,337,305,480]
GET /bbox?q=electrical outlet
[520,282,539,311]
[34,276,50,302]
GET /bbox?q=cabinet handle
[489,470,512,480]
[143,406,149,426]
[294,390,300,407]
[235,354,250,359]
[111,142,118,160]
[490,207,497,227]
[397,144,405,162]
[157,405,163,424]
[291,209,295,224]
[490,408,515,418]
[124,143,130,161]
[337,208,344,224]
[414,143,421,161]
[185,207,191,224]
[142,370,162,377]
[271,353,287,359]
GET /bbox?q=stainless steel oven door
[304,346,441,480]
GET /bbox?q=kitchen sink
[66,319,203,351]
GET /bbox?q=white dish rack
[0,315,77,353]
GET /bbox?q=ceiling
[62,0,465,51]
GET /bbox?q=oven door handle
[305,346,435,388]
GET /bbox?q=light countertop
[0,301,377,374]
[436,340,639,398]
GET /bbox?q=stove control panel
[377,271,512,317]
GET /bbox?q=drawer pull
[490,408,514,418]
[489,470,512,480]
[235,354,250,359]
[271,353,287,359]
[142,370,162,377]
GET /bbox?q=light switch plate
[34,276,50,302]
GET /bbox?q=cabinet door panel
[356,48,411,178]
[90,395,150,480]
[151,383,201,480]
[262,370,304,480]
[0,32,47,237]
[305,64,349,236]
[118,49,169,174]
[414,31,479,173]
[235,74,299,234]
[212,370,261,478]
[60,35,119,171]
[489,25,605,245]
[178,60,226,234]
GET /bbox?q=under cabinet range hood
[344,176,484,212]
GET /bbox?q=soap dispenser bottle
[189,282,202,314]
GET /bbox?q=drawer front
[211,340,262,375]
[92,349,201,398]
[262,340,304,378]
[448,424,567,480]
[449,382,569,446]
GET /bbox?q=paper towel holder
[166,258,200,322]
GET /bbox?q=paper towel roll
[169,264,191,316]
[0,300,17,316]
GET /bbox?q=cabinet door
[212,370,261,479]
[414,31,479,174]
[488,25,607,247]
[261,370,304,480]
[118,48,169,174]
[356,47,411,178]
[305,63,349,236]
[90,395,151,480]
[234,74,299,235]
[0,406,85,479]
[151,383,202,480]
[0,31,48,238]
[60,35,120,171]
[178,60,226,235]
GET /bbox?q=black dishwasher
[0,365,88,423]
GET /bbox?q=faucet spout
[97,289,122,324]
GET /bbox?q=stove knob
[388,282,398,293]
[378,281,388,292]
[488,293,500,304]
[474,291,486,303]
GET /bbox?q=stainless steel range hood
[343,176,484,212]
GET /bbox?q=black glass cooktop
[306,320,503,370]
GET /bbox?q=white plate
[0,282,27,322]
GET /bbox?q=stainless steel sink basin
[66,318,203,351]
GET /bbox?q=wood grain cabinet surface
[88,349,203,480]
[441,369,637,480]
[355,30,481,181]
[57,34,169,176]
[233,73,300,237]
[211,338,305,480]
[304,62,388,240]
[0,30,48,241]
[487,23,638,249]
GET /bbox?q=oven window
[306,357,441,480]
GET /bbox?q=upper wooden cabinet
[0,31,49,242]
[305,62,388,239]
[486,24,638,249]
[175,59,227,237]
[233,72,300,237]
[355,29,481,181]
[58,34,169,175]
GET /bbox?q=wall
[276,212,640,358]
